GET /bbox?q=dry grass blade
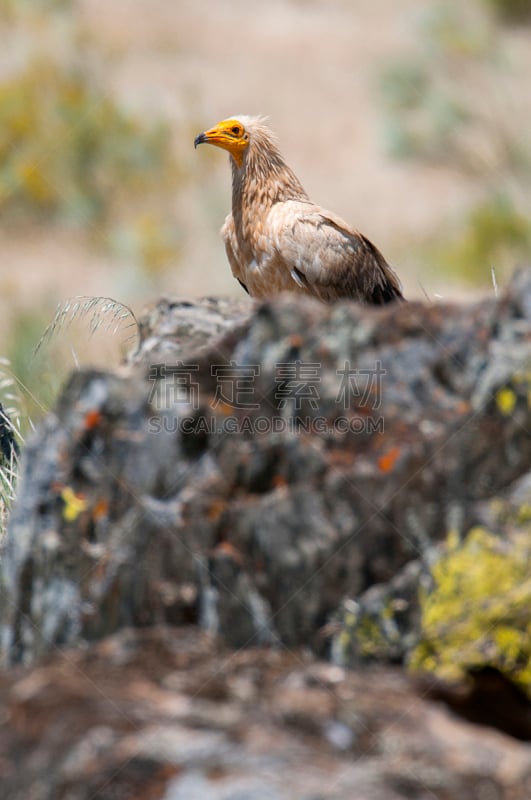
[491,265,499,298]
[0,390,22,540]
[417,280,432,303]
[36,295,140,354]
[0,364,26,440]
[0,446,19,503]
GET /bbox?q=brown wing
[221,213,247,289]
[268,201,403,304]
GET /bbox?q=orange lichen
[92,498,109,520]
[378,446,401,473]
[84,409,103,430]
[207,500,227,523]
[212,541,244,565]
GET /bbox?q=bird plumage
[194,115,403,304]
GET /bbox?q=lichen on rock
[410,525,531,693]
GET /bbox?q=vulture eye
[231,126,241,135]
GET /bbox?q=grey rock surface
[3,272,531,798]
[2,270,531,667]
[1,626,531,800]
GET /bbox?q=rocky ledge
[1,270,531,798]
[3,626,531,800]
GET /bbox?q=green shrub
[377,2,531,286]
[377,5,491,168]
[483,0,531,23]
[0,0,71,19]
[4,308,61,429]
[0,59,175,226]
[377,2,530,173]
[430,194,531,285]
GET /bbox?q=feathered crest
[232,113,270,129]
[232,114,277,145]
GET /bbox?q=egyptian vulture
[194,115,403,304]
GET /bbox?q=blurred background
[1,0,531,428]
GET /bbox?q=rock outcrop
[2,271,531,798]
[2,626,531,800]
[4,272,531,664]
